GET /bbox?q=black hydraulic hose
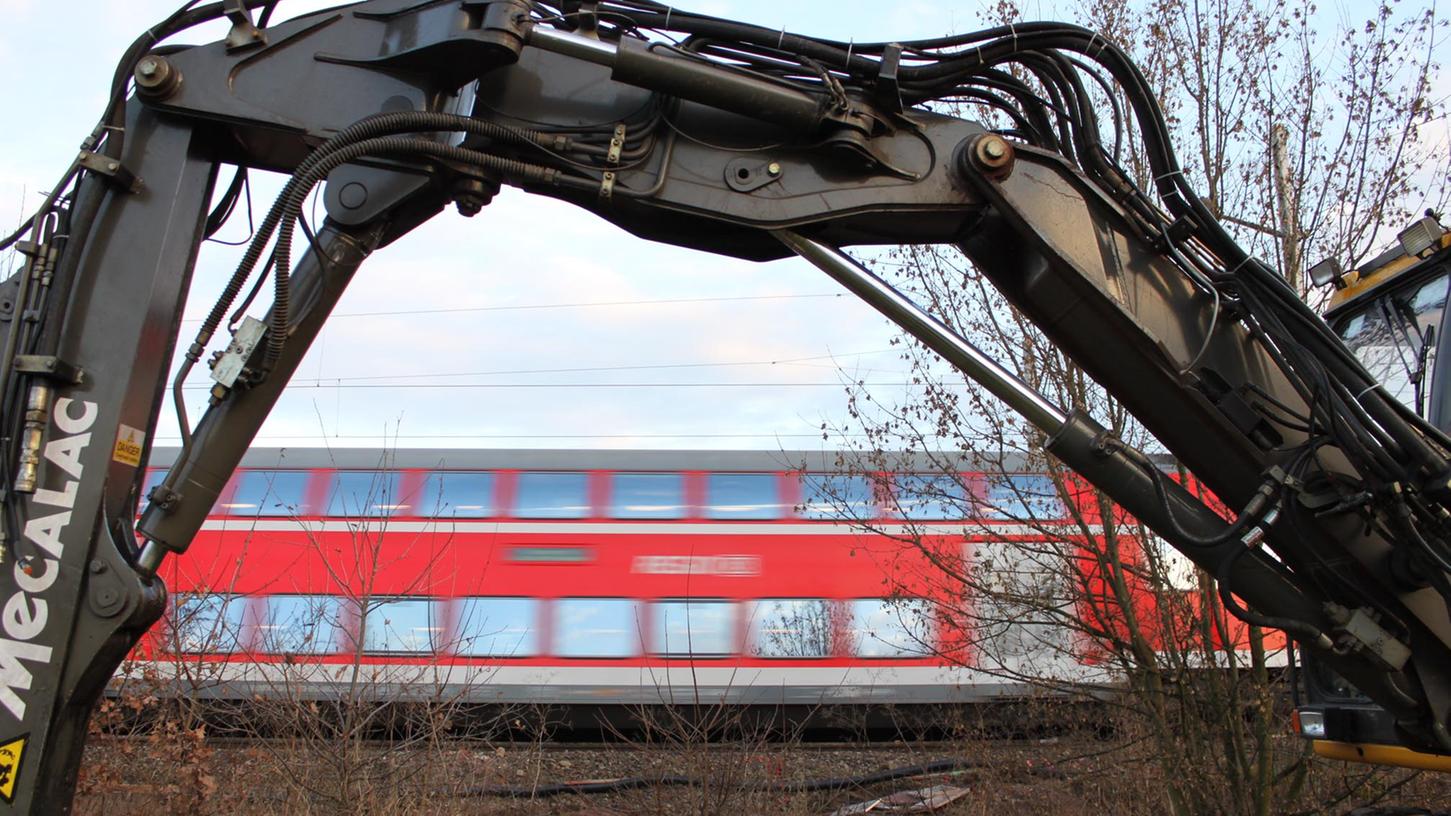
[559,8,1451,495]
[1215,545,1333,650]
[1115,438,1284,551]
[191,110,560,363]
[457,757,981,798]
[259,135,572,367]
[168,110,577,446]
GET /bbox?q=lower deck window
[454,597,539,657]
[363,599,440,654]
[554,599,639,657]
[254,595,341,654]
[171,594,245,654]
[650,600,734,657]
[748,599,833,658]
[848,599,934,658]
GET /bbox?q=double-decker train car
[126,447,1233,713]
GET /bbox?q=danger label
[0,734,27,803]
[112,424,144,467]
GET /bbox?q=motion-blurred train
[126,447,1255,712]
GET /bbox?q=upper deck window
[325,470,404,517]
[418,471,495,518]
[983,474,1064,520]
[703,473,783,520]
[225,470,312,517]
[798,474,874,520]
[892,473,970,520]
[610,473,686,519]
[513,472,590,518]
[142,468,167,502]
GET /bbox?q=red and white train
[128,447,1239,709]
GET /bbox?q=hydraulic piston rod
[774,230,1069,433]
[774,230,1418,714]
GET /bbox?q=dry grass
[72,715,1451,815]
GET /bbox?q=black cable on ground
[456,757,982,798]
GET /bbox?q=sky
[0,0,982,452]
[0,0,1444,453]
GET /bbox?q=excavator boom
[2,2,1450,810]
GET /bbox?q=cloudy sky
[0,0,996,452]
[2,0,1442,453]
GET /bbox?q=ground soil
[71,734,1451,815]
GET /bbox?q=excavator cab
[1324,216,1451,431]
[1296,215,1451,770]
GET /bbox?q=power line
[181,381,929,391]
[151,432,882,441]
[179,291,849,323]
[285,348,903,384]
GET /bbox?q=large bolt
[134,55,182,99]
[964,133,1016,180]
[452,176,496,217]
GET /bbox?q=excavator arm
[4,2,1451,810]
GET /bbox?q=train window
[971,540,1073,666]
[326,470,404,517]
[454,598,540,657]
[847,599,934,658]
[225,470,313,516]
[703,473,783,520]
[747,599,833,658]
[1147,534,1200,592]
[798,474,874,520]
[650,600,734,657]
[170,594,245,654]
[513,472,590,518]
[362,598,441,654]
[418,471,495,517]
[554,598,639,658]
[610,473,686,519]
[892,474,970,520]
[254,595,341,654]
[982,474,1064,520]
[140,468,168,510]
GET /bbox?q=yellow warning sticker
[0,734,27,803]
[112,423,145,468]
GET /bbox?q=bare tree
[826,1,1450,812]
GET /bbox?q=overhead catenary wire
[152,431,886,441]
[178,380,930,389]
[176,291,851,323]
